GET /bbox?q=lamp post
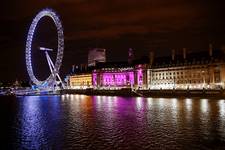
[173,76,176,89]
[202,70,205,89]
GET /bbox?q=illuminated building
[147,46,225,90]
[67,45,225,91]
[88,48,106,67]
[92,63,134,89]
[69,74,92,89]
[92,62,148,89]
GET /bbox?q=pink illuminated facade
[137,68,143,86]
[93,68,134,88]
[92,64,148,89]
[101,72,134,86]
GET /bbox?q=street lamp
[202,70,205,89]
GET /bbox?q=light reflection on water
[199,99,210,137]
[17,96,63,149]
[201,99,209,113]
[136,97,143,111]
[218,99,225,139]
[147,97,153,106]
[21,96,46,149]
[185,98,193,122]
[185,98,192,112]
[2,95,224,149]
[218,99,225,117]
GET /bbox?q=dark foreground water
[0,95,225,149]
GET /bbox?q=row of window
[71,81,91,86]
[151,80,204,85]
[154,65,206,70]
[152,70,206,77]
[152,74,206,80]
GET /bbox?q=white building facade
[147,49,225,90]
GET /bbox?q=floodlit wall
[69,74,92,89]
[92,65,148,89]
[147,63,225,90]
[93,69,135,89]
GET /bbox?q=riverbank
[2,88,225,98]
[62,88,225,98]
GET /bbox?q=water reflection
[185,98,192,112]
[218,99,225,117]
[21,96,46,149]
[218,99,225,139]
[158,98,165,109]
[16,96,62,149]
[200,99,209,113]
[136,97,144,111]
[5,95,225,149]
[200,99,210,137]
[147,98,153,109]
[106,96,118,111]
[171,98,178,120]
[185,98,193,122]
[171,98,178,108]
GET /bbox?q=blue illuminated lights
[25,8,64,88]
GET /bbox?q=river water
[1,95,225,149]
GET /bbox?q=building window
[214,70,221,83]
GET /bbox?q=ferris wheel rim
[25,8,64,86]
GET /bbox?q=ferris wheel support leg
[46,52,54,75]
[46,53,57,89]
[46,52,65,89]
[46,53,57,91]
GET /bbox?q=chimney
[172,49,175,61]
[183,48,187,59]
[72,65,75,73]
[80,64,82,72]
[149,51,154,65]
[209,44,213,57]
[128,48,134,64]
[85,64,87,71]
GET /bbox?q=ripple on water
[0,95,224,149]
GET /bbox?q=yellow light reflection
[171,98,178,108]
[96,96,102,110]
[147,97,153,109]
[201,99,208,113]
[185,98,192,112]
[158,98,164,108]
[218,99,225,117]
[136,97,143,110]
[218,99,225,139]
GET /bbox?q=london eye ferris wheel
[25,8,64,89]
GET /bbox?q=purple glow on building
[95,71,134,87]
[92,73,97,86]
[137,69,143,86]
[129,72,134,85]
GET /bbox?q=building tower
[183,48,187,59]
[88,48,106,66]
[149,51,154,66]
[172,49,175,61]
[209,44,213,57]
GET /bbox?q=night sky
[0,0,225,83]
